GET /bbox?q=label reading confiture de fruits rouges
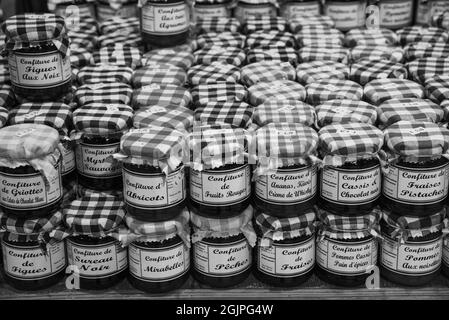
[381,236,442,275]
[383,163,449,204]
[316,238,378,275]
[189,165,251,206]
[2,241,66,280]
[141,2,189,35]
[129,242,190,282]
[194,238,251,277]
[76,142,122,178]
[379,0,413,28]
[325,1,366,29]
[67,239,128,279]
[258,237,315,277]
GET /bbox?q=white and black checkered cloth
[69,18,98,37]
[187,62,241,85]
[377,98,444,128]
[431,11,449,29]
[196,32,246,49]
[315,99,377,128]
[246,31,297,49]
[0,107,7,128]
[194,46,246,67]
[408,57,449,84]
[132,84,192,110]
[248,80,306,106]
[396,26,449,45]
[195,101,253,129]
[75,83,133,106]
[441,100,449,120]
[69,32,97,51]
[296,60,349,85]
[243,16,287,34]
[345,28,398,47]
[191,82,247,107]
[350,45,404,63]
[143,48,194,70]
[350,60,408,85]
[196,17,241,34]
[99,16,140,35]
[246,45,298,64]
[240,61,296,87]
[363,78,425,105]
[404,42,449,61]
[132,65,186,87]
[133,105,194,132]
[98,31,143,48]
[289,15,335,33]
[306,79,363,105]
[252,100,316,127]
[77,64,134,85]
[298,45,349,63]
[295,26,344,47]
[425,75,449,103]
[92,44,142,69]
[70,48,93,69]
[0,65,9,85]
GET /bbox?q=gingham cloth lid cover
[383,120,449,160]
[92,43,142,69]
[295,26,344,47]
[194,100,253,129]
[2,14,70,58]
[196,32,246,49]
[382,209,445,242]
[132,64,186,87]
[363,78,425,105]
[99,16,140,35]
[350,45,404,63]
[75,82,133,106]
[116,126,185,174]
[245,30,296,49]
[318,123,384,166]
[0,65,9,85]
[195,17,241,34]
[132,83,192,109]
[190,205,256,247]
[242,16,287,33]
[345,28,398,47]
[315,99,377,128]
[350,59,408,86]
[441,100,449,121]
[77,64,134,85]
[317,207,381,240]
[425,75,449,104]
[408,57,449,84]
[240,61,296,87]
[0,123,61,180]
[143,48,194,70]
[0,85,13,110]
[188,123,248,171]
[296,60,349,85]
[0,106,7,128]
[8,102,71,136]
[69,32,97,51]
[187,62,241,85]
[431,10,449,29]
[248,80,306,106]
[255,208,316,246]
[289,15,335,33]
[70,47,93,69]
[191,82,247,106]
[396,26,449,45]
[120,208,190,247]
[72,103,133,135]
[404,42,449,61]
[252,100,316,127]
[194,46,246,67]
[97,31,143,48]
[377,98,444,128]
[305,79,363,105]
[246,45,298,64]
[298,45,349,63]
[133,105,194,132]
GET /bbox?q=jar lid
[195,0,231,4]
[70,47,93,69]
[408,57,449,84]
[77,64,134,85]
[306,79,363,105]
[246,30,296,49]
[318,123,384,166]
[241,60,296,87]
[195,101,253,129]
[243,16,287,34]
[289,15,335,33]
[99,16,140,35]
[67,18,98,37]
[191,82,247,107]
[404,41,449,61]
[350,60,409,86]
[350,45,404,63]
[2,14,70,58]
[8,102,72,136]
[316,99,377,128]
[296,60,349,85]
[383,120,449,159]
[431,10,449,29]
[0,106,7,128]
[132,83,192,109]
[143,48,194,70]
[194,46,246,67]
[248,80,306,106]
[363,78,425,105]
[377,98,444,128]
[0,65,9,85]
[97,31,143,48]
[69,32,97,51]
[188,62,241,85]
[75,82,133,106]
[298,45,349,64]
[425,74,449,104]
[253,100,316,127]
[295,26,344,47]
[196,17,241,34]
[72,103,133,135]
[190,205,256,247]
[196,32,246,49]
[92,44,142,69]
[247,45,298,64]
[132,65,187,88]
[133,105,194,132]
[396,26,448,45]
[345,28,398,47]
[0,85,16,109]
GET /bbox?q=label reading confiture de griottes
[76,142,122,178]
[129,241,190,282]
[2,241,66,280]
[141,2,189,35]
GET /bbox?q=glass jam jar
[2,14,72,102]
[415,0,449,25]
[378,0,414,30]
[55,0,97,19]
[280,0,321,20]
[324,0,367,31]
[194,0,233,18]
[234,0,278,23]
[97,0,139,21]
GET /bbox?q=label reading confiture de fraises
[66,239,128,279]
[76,142,122,178]
[129,241,190,282]
[381,236,442,275]
[194,238,251,276]
[379,0,413,28]
[324,1,367,29]
[281,2,321,19]
[2,241,66,280]
[141,2,189,35]
[258,237,315,277]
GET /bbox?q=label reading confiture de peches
[379,0,413,28]
[75,142,122,178]
[141,2,190,35]
[324,0,367,30]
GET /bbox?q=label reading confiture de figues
[76,142,122,178]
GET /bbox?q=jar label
[141,2,190,36]
[416,0,449,24]
[320,165,381,205]
[0,169,62,210]
[234,4,277,22]
[382,163,449,205]
[281,2,321,20]
[55,3,96,20]
[379,0,413,28]
[97,3,138,20]
[324,1,367,30]
[255,165,317,205]
[2,241,66,280]
[380,235,442,275]
[194,238,251,277]
[316,237,378,276]
[257,236,315,277]
[123,166,186,210]
[61,143,76,175]
[189,165,251,206]
[76,142,122,178]
[129,241,190,282]
[66,239,128,279]
[8,51,71,89]
[443,237,449,267]
[194,4,230,19]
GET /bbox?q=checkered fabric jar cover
[396,26,449,45]
[298,45,349,63]
[345,28,398,47]
[0,65,10,85]
[306,79,363,105]
[195,17,241,34]
[75,83,133,106]
[132,64,186,88]
[242,16,287,34]
[99,16,140,35]
[350,45,404,63]
[246,45,298,64]
[142,48,194,70]
[295,26,344,47]
[315,99,377,128]
[191,82,247,107]
[404,42,449,62]
[133,105,194,133]
[252,100,316,127]
[77,64,134,85]
[350,60,408,86]
[248,80,306,106]
[431,11,449,29]
[0,106,7,128]
[187,62,241,85]
[289,15,335,33]
[240,61,296,87]
[441,100,449,121]
[425,75,449,103]
[408,57,449,84]
[194,101,253,129]
[68,18,98,37]
[132,83,192,110]
[296,60,349,85]
[70,47,93,69]
[196,32,246,49]
[92,44,142,69]
[194,46,246,67]
[363,78,425,105]
[69,33,97,52]
[245,31,297,49]
[97,31,143,48]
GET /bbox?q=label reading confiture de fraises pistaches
[75,142,122,178]
[141,2,189,36]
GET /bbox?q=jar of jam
[252,100,316,128]
[97,0,139,21]
[380,210,444,286]
[72,104,133,191]
[194,0,233,19]
[254,123,319,218]
[378,0,414,29]
[2,14,72,101]
[253,209,316,287]
[443,218,449,278]
[133,105,194,133]
[55,0,97,20]
[115,127,186,222]
[64,194,128,290]
[0,210,66,291]
[315,208,380,287]
[416,0,449,25]
[191,207,256,287]
[139,0,191,48]
[123,209,191,293]
[318,123,384,216]
[0,124,63,219]
[382,121,449,217]
[324,0,367,31]
[234,0,278,23]
[280,0,321,20]
[188,124,251,218]
[315,99,378,128]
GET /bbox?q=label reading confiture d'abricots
[76,142,122,178]
[141,2,189,35]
